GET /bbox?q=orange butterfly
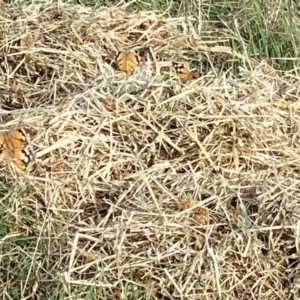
[0,129,33,170]
[115,51,139,74]
[173,63,200,82]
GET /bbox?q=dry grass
[1,1,300,299]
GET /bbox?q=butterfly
[115,51,139,74]
[0,129,33,170]
[173,63,200,82]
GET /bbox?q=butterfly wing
[173,63,200,82]
[126,53,139,74]
[0,133,14,163]
[115,52,127,72]
[0,129,33,170]
[115,52,139,74]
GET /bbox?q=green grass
[65,0,300,71]
[6,0,300,69]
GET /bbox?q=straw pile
[1,1,300,299]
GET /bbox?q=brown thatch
[0,1,299,299]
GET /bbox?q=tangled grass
[1,1,300,299]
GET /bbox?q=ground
[0,1,300,299]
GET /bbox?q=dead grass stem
[0,1,300,299]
